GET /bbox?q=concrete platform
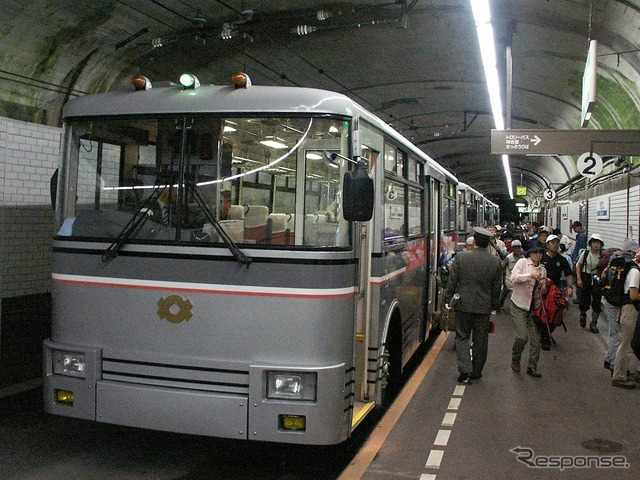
[2,298,639,479]
[358,303,640,479]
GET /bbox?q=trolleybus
[45,72,462,445]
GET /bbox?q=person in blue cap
[444,227,503,383]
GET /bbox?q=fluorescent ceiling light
[471,0,513,198]
[306,152,323,160]
[223,125,236,132]
[260,138,288,149]
[470,0,491,23]
[328,125,339,134]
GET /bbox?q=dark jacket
[444,247,503,314]
[542,252,573,287]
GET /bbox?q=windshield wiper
[102,182,251,267]
[102,186,164,262]
[187,184,252,267]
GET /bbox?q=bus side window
[384,178,406,244]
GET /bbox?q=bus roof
[63,80,457,184]
[63,83,359,119]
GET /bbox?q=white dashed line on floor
[421,383,466,478]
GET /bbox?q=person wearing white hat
[539,234,575,350]
[576,233,604,333]
[487,225,507,259]
[465,236,475,250]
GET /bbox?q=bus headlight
[52,351,86,378]
[267,371,317,401]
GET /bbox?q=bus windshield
[59,115,351,248]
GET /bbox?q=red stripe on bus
[52,277,357,299]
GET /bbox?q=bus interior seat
[304,213,319,245]
[267,213,288,245]
[119,178,144,210]
[315,214,338,246]
[244,205,269,244]
[228,204,245,220]
[219,220,244,243]
[285,213,295,244]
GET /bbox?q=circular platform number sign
[543,187,556,201]
[577,152,603,178]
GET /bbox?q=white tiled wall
[0,117,60,298]
[588,187,640,250]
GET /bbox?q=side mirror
[343,159,374,221]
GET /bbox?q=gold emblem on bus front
[157,295,193,323]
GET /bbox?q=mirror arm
[324,151,359,165]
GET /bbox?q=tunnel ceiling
[2,0,640,205]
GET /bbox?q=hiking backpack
[596,248,619,275]
[532,283,568,327]
[587,248,617,292]
[600,254,638,307]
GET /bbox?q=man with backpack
[575,233,605,333]
[488,225,507,259]
[600,239,640,389]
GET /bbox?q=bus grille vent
[101,357,249,395]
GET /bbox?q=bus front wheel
[380,317,402,406]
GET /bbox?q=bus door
[352,147,377,421]
[426,177,441,333]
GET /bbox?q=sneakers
[457,373,471,383]
[604,360,612,370]
[579,313,587,328]
[612,379,636,389]
[589,323,599,333]
[526,368,542,378]
[470,372,483,379]
[511,359,521,372]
